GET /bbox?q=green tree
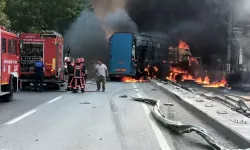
[0,0,10,28]
[5,0,85,32]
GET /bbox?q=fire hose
[112,87,250,150]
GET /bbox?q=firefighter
[34,57,45,92]
[80,58,87,81]
[66,58,74,91]
[71,58,85,93]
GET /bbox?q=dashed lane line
[47,80,93,104]
[47,95,63,103]
[132,83,171,150]
[5,79,95,125]
[6,109,37,125]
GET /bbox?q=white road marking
[6,79,95,125]
[47,95,63,103]
[6,109,37,125]
[47,79,93,104]
[132,83,171,150]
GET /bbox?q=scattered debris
[217,111,227,114]
[128,96,250,150]
[151,88,157,91]
[230,119,247,124]
[119,95,128,98]
[205,104,215,107]
[80,101,91,104]
[196,99,204,102]
[164,103,174,106]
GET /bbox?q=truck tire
[3,75,14,102]
[109,75,115,81]
[20,82,29,91]
[54,84,60,90]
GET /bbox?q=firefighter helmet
[65,58,70,62]
[80,58,84,63]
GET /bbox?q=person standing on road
[34,57,45,92]
[95,60,108,92]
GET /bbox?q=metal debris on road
[205,104,215,107]
[119,95,128,98]
[128,96,250,150]
[196,99,204,102]
[230,119,247,124]
[151,83,158,91]
[217,111,227,114]
[80,101,91,104]
[164,103,174,106]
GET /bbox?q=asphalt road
[0,81,239,150]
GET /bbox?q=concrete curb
[149,79,250,148]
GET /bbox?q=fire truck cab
[19,30,64,90]
[0,26,19,102]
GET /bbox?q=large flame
[166,67,227,87]
[121,65,155,82]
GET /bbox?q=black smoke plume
[126,0,229,66]
[64,11,108,72]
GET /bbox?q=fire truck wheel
[3,75,14,102]
[54,84,60,90]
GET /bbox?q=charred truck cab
[19,30,64,90]
[0,26,19,102]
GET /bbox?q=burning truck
[108,32,227,87]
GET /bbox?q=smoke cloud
[64,10,108,70]
[125,0,229,65]
[103,8,138,38]
[64,0,138,66]
[233,0,250,23]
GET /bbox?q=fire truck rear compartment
[20,43,61,90]
[20,43,43,73]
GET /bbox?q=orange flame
[179,40,190,49]
[203,77,227,87]
[121,76,147,82]
[166,67,227,87]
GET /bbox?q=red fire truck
[19,30,65,90]
[0,26,19,102]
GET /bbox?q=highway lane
[0,89,66,124]
[0,79,96,125]
[0,81,239,150]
